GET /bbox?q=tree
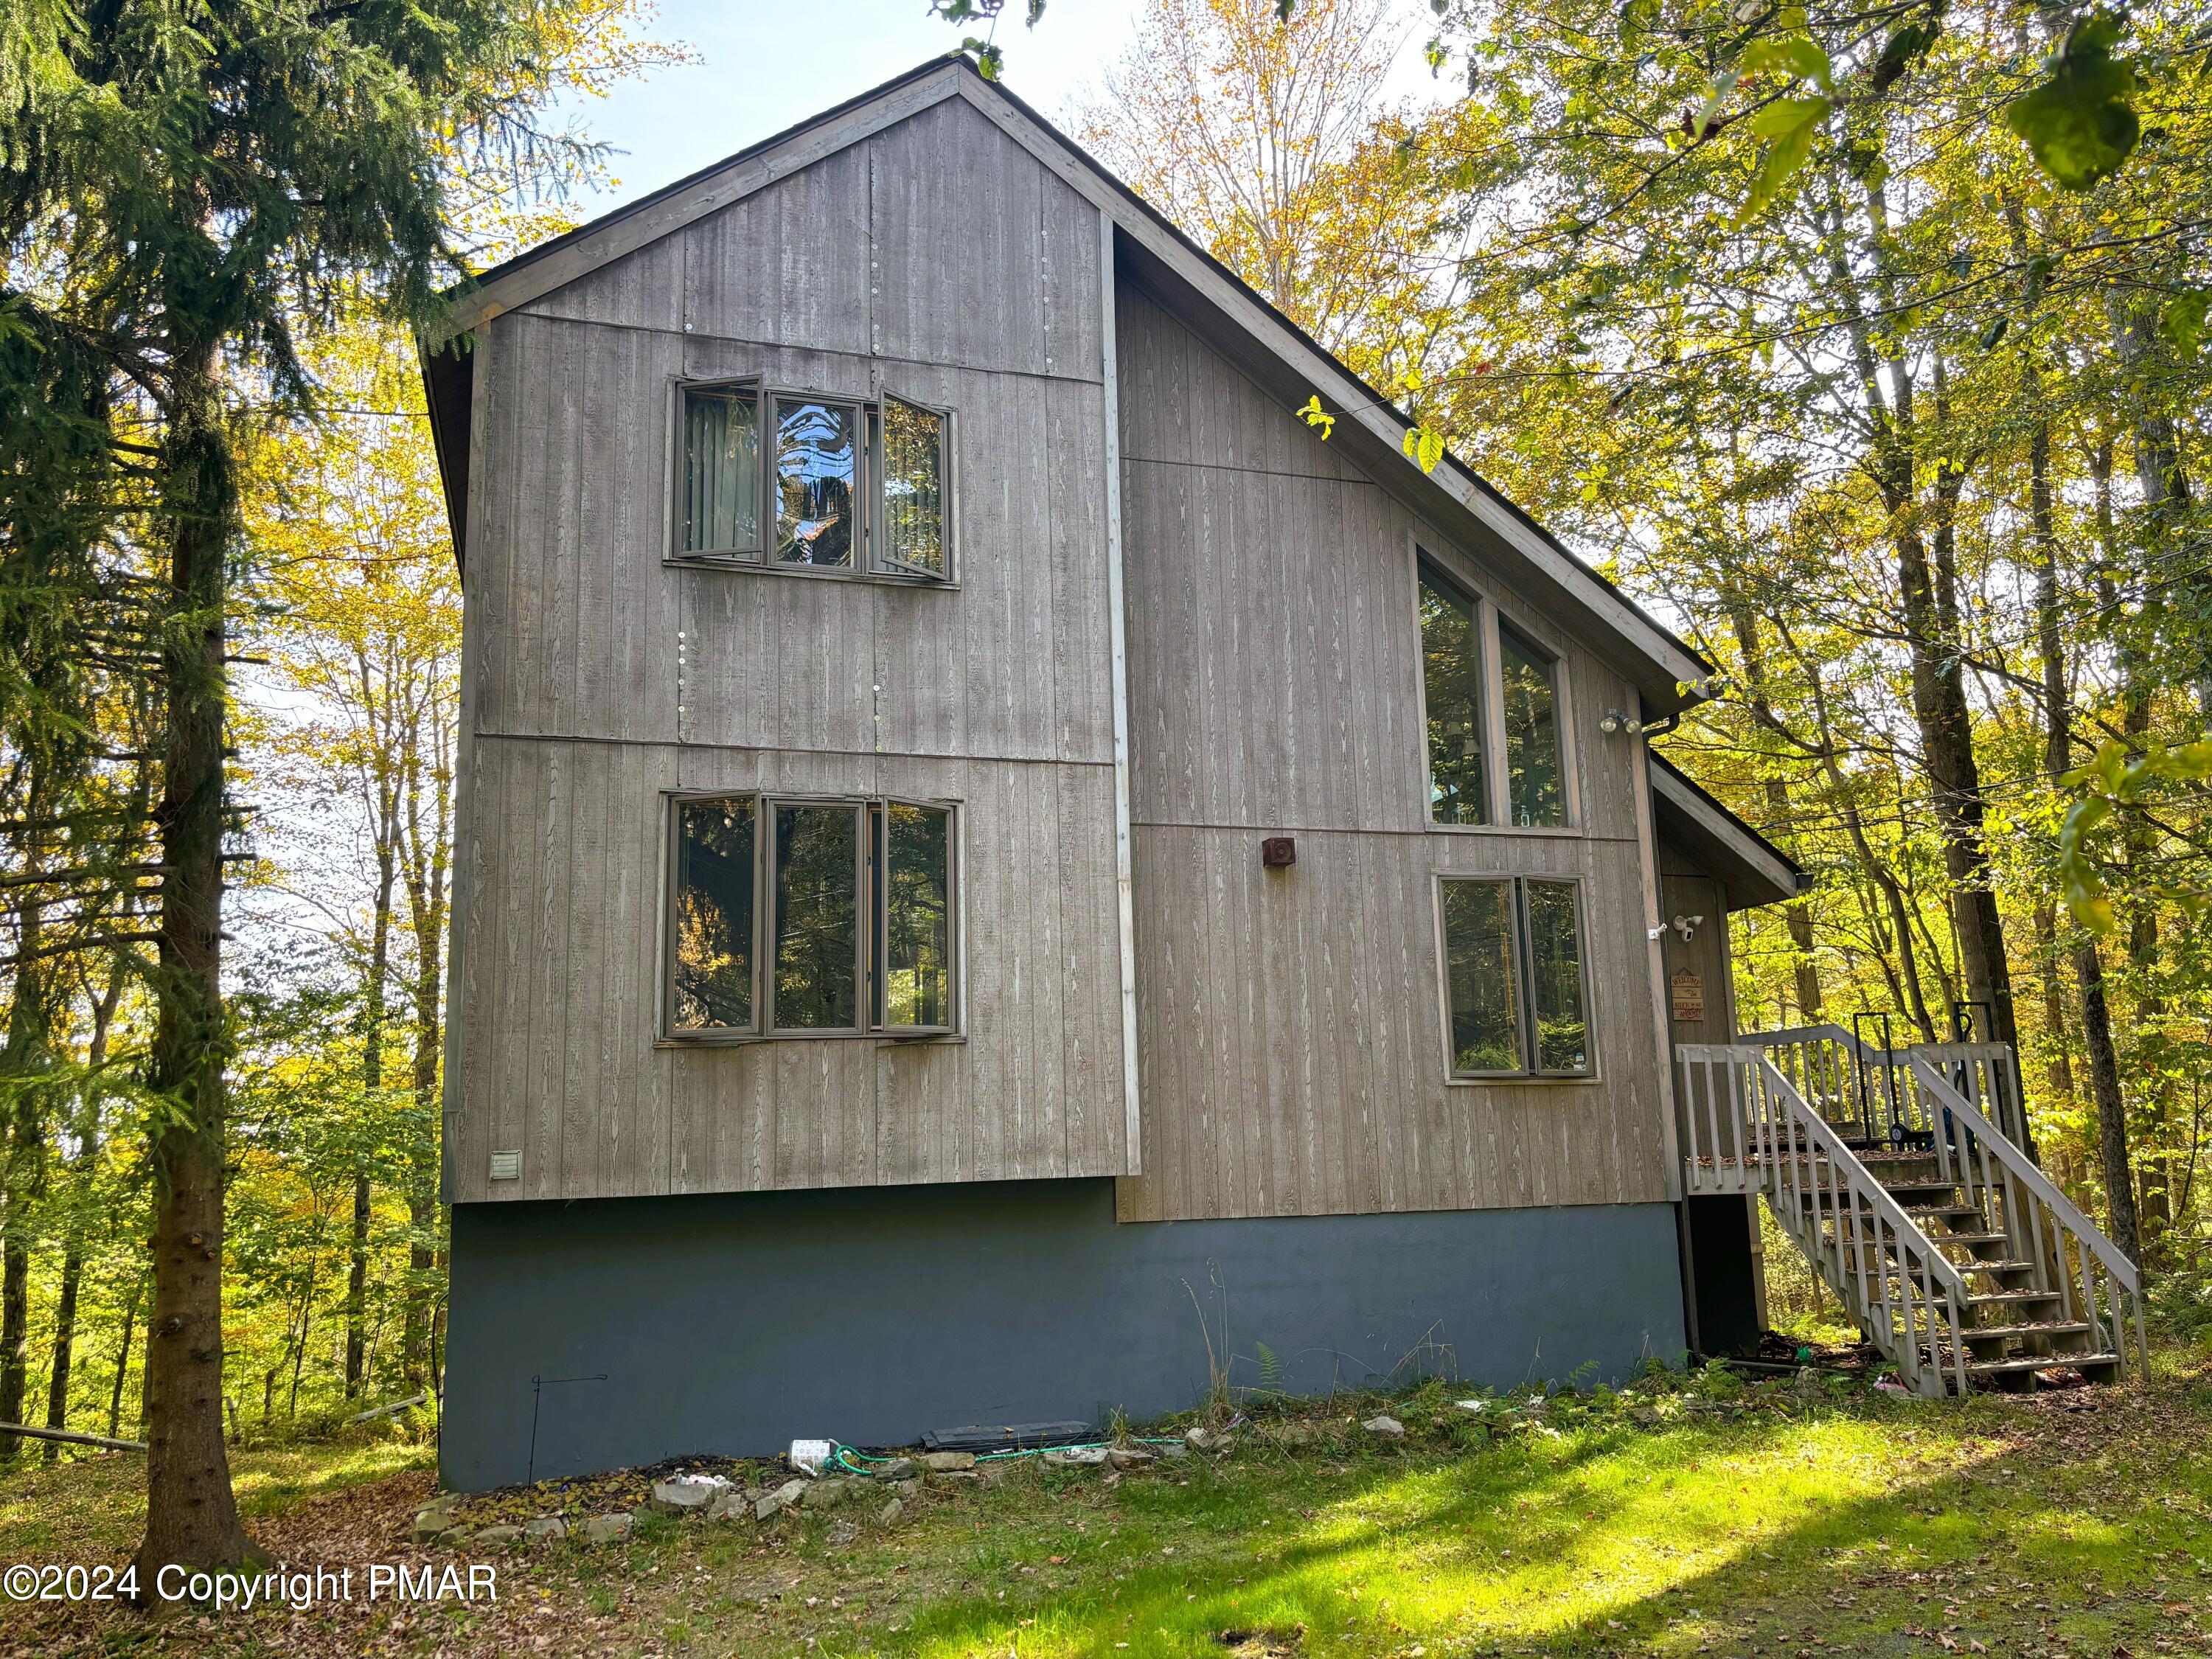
[0,0,625,1580]
[244,322,461,1407]
[1072,0,1425,349]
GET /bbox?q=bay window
[668,795,958,1039]
[673,378,952,579]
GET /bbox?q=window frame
[1495,617,1570,830]
[660,790,962,1043]
[665,375,956,585]
[1432,872,1598,1083]
[1408,542,1580,834]
[670,377,766,563]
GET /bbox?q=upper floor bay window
[675,379,952,579]
[1437,875,1592,1079]
[668,795,956,1039]
[1416,554,1568,830]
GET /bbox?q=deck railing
[1905,1055,2150,1377]
[1744,1023,2028,1150]
[1676,1044,1970,1397]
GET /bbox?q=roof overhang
[1649,751,1809,910]
[422,54,1717,712]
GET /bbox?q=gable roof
[1649,750,1809,908]
[424,53,1725,716]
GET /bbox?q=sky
[554,0,1445,217]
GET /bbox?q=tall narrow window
[679,384,759,557]
[1523,880,1590,1074]
[671,799,755,1031]
[879,397,947,577]
[1441,879,1520,1073]
[1439,875,1594,1079]
[880,803,952,1029]
[1498,622,1565,827]
[1419,565,1489,825]
[775,398,858,566]
[773,804,860,1029]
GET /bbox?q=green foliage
[1736,94,1832,226]
[2163,289,2210,356]
[2057,740,2212,933]
[2003,10,2145,190]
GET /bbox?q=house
[422,57,2138,1491]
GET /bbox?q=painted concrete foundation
[440,1180,1686,1489]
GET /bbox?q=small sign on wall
[1671,970,1706,1023]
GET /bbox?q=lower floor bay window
[669,794,956,1039]
[1437,874,1593,1079]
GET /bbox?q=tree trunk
[2033,904,2076,1099]
[347,834,397,1399]
[400,733,449,1391]
[134,336,257,1582]
[42,1247,81,1460]
[0,1242,27,1455]
[1895,498,2023,1066]
[0,879,49,1466]
[2108,292,2206,716]
[107,1277,142,1442]
[2074,942,2140,1263]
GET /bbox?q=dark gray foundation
[440,1180,1686,1490]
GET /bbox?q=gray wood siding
[1113,284,1672,1222]
[447,100,1128,1203]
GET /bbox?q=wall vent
[489,1149,522,1181]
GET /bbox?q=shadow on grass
[866,1390,2208,1659]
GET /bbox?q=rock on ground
[523,1516,567,1542]
[582,1513,633,1545]
[650,1474,729,1514]
[1043,1446,1110,1468]
[919,1451,975,1472]
[1363,1416,1406,1438]
[756,1478,809,1520]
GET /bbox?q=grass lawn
[6,1347,2209,1659]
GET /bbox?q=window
[1498,622,1564,827]
[667,796,957,1037]
[672,378,951,580]
[1419,564,1489,825]
[679,385,760,557]
[1437,876,1591,1077]
[1414,552,1573,830]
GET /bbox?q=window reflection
[775,399,858,566]
[672,800,754,1029]
[1525,880,1589,1073]
[1499,622,1564,827]
[882,804,951,1027]
[1420,566,1489,825]
[881,399,945,575]
[773,804,860,1028]
[1441,879,1520,1072]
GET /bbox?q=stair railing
[1905,1055,2151,1379]
[1677,1044,1971,1397]
[1744,1023,2030,1150]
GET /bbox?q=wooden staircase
[1674,1026,2147,1395]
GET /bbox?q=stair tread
[1967,1353,2120,1375]
[1967,1290,2065,1304]
[1962,1321,2093,1341]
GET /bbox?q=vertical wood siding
[1113,284,1672,1222]
[447,100,1127,1203]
